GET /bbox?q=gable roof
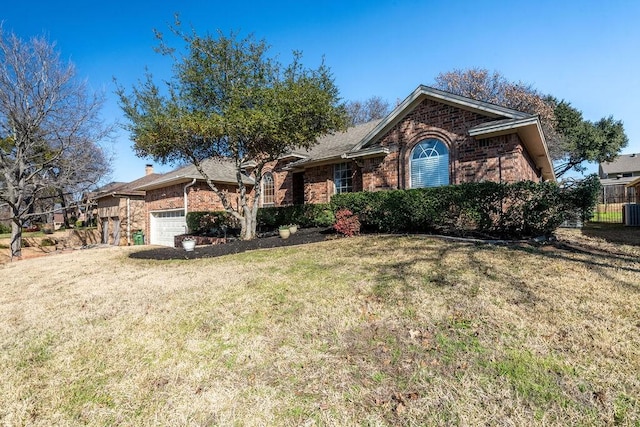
[349,85,532,153]
[348,85,555,181]
[600,153,640,175]
[136,158,254,191]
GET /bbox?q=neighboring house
[138,85,555,246]
[95,165,161,245]
[599,153,640,203]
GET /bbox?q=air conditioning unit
[623,203,640,226]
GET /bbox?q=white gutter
[183,178,197,232]
[342,147,390,159]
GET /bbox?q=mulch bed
[129,227,336,260]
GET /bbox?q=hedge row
[256,204,334,229]
[186,203,335,234]
[186,175,600,239]
[331,176,600,239]
[186,211,237,234]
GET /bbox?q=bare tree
[434,68,627,176]
[345,96,391,126]
[0,27,111,258]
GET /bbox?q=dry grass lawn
[1,227,639,426]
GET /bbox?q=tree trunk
[10,219,22,259]
[240,205,255,240]
[58,188,71,228]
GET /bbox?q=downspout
[183,179,197,233]
[126,197,131,246]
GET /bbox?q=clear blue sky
[3,0,639,182]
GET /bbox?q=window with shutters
[410,139,449,188]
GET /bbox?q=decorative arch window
[262,172,275,206]
[410,139,449,188]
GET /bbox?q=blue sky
[2,0,639,182]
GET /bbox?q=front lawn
[1,230,638,425]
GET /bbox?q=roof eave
[282,154,350,171]
[136,175,253,191]
[342,147,390,159]
[626,176,640,188]
[470,118,556,182]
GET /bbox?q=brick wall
[455,133,540,183]
[373,98,539,187]
[302,161,362,204]
[303,164,334,204]
[263,159,293,206]
[145,181,244,213]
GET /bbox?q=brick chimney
[145,164,154,176]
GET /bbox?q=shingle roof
[86,181,124,201]
[600,153,640,175]
[288,120,383,166]
[136,158,254,191]
[94,174,164,199]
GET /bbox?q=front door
[292,172,305,205]
[112,218,121,245]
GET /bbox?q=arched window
[410,139,449,188]
[262,172,275,206]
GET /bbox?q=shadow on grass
[581,222,640,247]
[354,234,640,307]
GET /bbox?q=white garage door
[150,210,187,247]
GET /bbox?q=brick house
[95,165,161,245]
[137,85,555,246]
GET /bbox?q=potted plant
[182,237,196,251]
[278,225,291,239]
[288,224,298,234]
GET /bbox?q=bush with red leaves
[333,208,361,237]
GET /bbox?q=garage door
[150,210,187,247]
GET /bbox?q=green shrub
[561,174,601,222]
[40,238,56,247]
[256,204,333,230]
[331,180,596,239]
[186,211,237,234]
[0,223,11,234]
